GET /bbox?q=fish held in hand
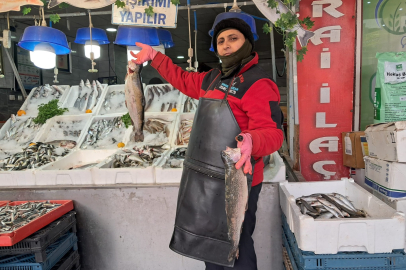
[221,147,249,262]
[125,61,145,142]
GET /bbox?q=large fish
[125,61,145,142]
[252,0,314,47]
[221,147,249,263]
[73,80,84,109]
[0,0,43,12]
[48,0,115,9]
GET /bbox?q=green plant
[121,113,132,128]
[49,14,60,23]
[58,3,70,9]
[145,6,154,17]
[22,7,31,15]
[115,0,126,8]
[33,99,68,124]
[171,0,180,5]
[263,0,314,62]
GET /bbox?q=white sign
[112,0,178,28]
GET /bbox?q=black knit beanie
[212,18,254,53]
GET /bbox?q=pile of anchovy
[162,147,187,168]
[2,115,42,144]
[296,193,367,219]
[0,201,61,233]
[176,119,193,145]
[109,146,164,168]
[81,117,124,149]
[144,118,171,136]
[183,97,198,113]
[31,85,65,100]
[0,143,70,171]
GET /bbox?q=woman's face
[216,29,246,57]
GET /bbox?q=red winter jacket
[151,52,284,186]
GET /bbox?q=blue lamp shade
[208,12,259,41]
[18,26,71,55]
[114,26,160,46]
[157,29,174,48]
[74,27,110,45]
[209,44,214,52]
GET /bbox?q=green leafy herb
[121,113,132,129]
[58,3,70,9]
[267,0,278,9]
[262,23,272,34]
[33,99,68,124]
[300,16,314,30]
[49,14,60,24]
[297,46,308,62]
[115,0,126,8]
[171,0,180,5]
[285,31,297,52]
[22,7,31,15]
[145,6,154,17]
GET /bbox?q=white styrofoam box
[364,156,406,198]
[155,147,186,184]
[126,112,177,148]
[263,152,286,183]
[77,113,132,150]
[92,153,155,185]
[144,84,183,113]
[350,168,372,194]
[35,149,117,186]
[61,83,108,115]
[96,84,128,115]
[0,150,36,186]
[365,121,406,162]
[0,116,46,152]
[171,113,195,147]
[34,114,92,149]
[19,85,70,117]
[280,178,405,254]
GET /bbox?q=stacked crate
[0,211,80,270]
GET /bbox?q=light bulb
[30,43,56,69]
[84,40,100,59]
[127,46,147,66]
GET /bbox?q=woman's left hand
[235,133,253,175]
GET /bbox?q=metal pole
[270,25,276,82]
[8,2,255,19]
[287,51,294,160]
[353,0,362,131]
[3,47,27,99]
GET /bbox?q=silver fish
[144,87,154,112]
[73,80,84,109]
[80,93,88,112]
[252,0,314,46]
[221,147,248,263]
[125,61,145,142]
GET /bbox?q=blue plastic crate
[281,213,406,270]
[0,233,77,270]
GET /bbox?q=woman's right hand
[130,42,158,65]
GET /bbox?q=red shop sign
[297,0,356,181]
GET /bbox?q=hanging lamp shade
[18,26,70,55]
[157,29,174,48]
[74,27,110,45]
[208,12,259,41]
[114,26,160,46]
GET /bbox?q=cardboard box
[364,156,406,198]
[342,131,365,168]
[365,121,406,162]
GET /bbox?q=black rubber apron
[169,82,254,267]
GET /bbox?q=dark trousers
[205,182,262,270]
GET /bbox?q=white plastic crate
[77,113,132,150]
[0,150,36,187]
[171,113,195,147]
[263,151,286,183]
[155,147,185,184]
[19,85,70,117]
[34,114,92,149]
[280,178,405,254]
[96,84,128,115]
[35,149,117,185]
[92,152,155,185]
[126,112,177,149]
[61,83,107,115]
[144,84,182,113]
[0,116,45,153]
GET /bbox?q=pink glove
[235,133,253,175]
[130,42,158,65]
